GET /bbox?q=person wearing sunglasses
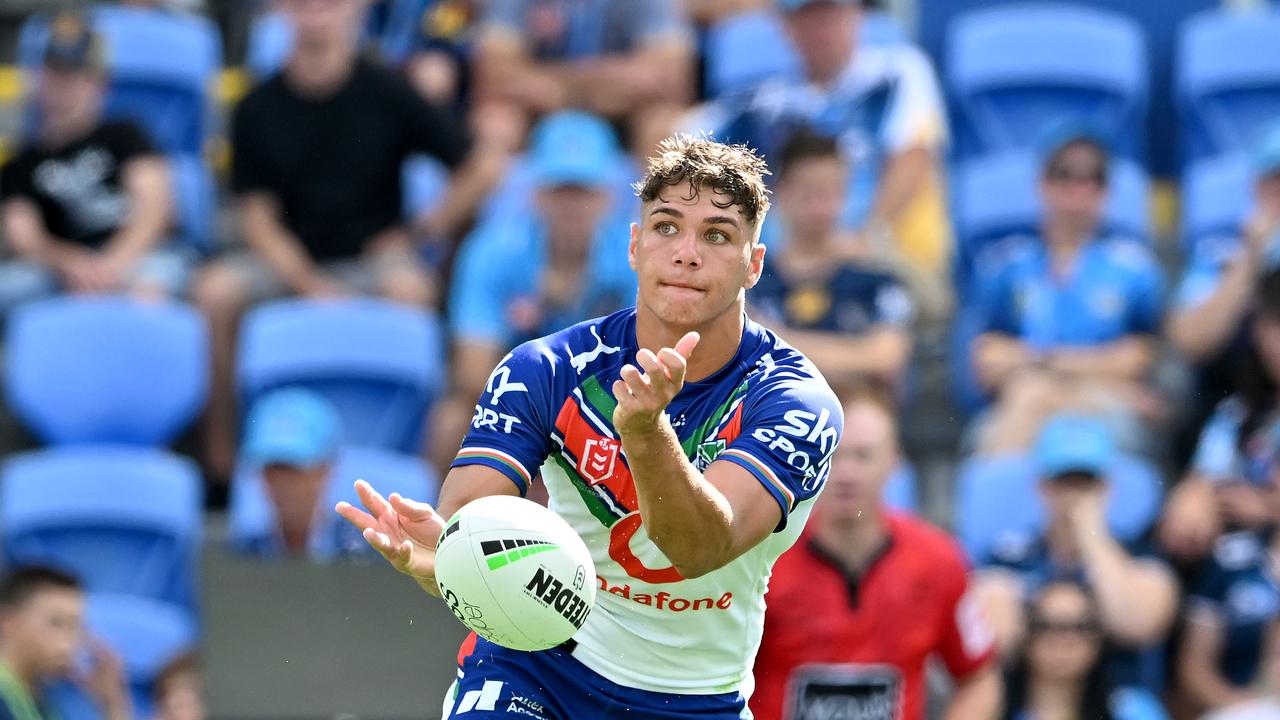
[1002,580,1166,720]
[968,120,1165,457]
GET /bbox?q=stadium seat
[884,461,919,513]
[238,299,445,453]
[228,445,440,559]
[5,297,208,446]
[1181,153,1251,253]
[403,154,450,220]
[0,445,203,608]
[954,452,1165,562]
[704,10,802,99]
[246,10,293,80]
[1177,9,1280,166]
[950,150,1152,299]
[946,3,1147,160]
[169,153,218,252]
[860,9,906,47]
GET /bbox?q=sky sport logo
[481,538,558,571]
[524,567,590,629]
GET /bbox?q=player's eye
[654,221,678,236]
[705,229,730,244]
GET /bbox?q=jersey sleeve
[880,46,948,154]
[450,341,557,495]
[717,371,843,530]
[935,546,998,679]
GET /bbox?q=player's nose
[670,230,702,268]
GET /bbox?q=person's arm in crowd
[867,147,933,230]
[0,197,110,292]
[417,140,508,242]
[238,193,346,296]
[972,332,1037,393]
[969,569,1028,657]
[81,642,133,720]
[774,326,911,388]
[1072,487,1179,646]
[943,666,1002,720]
[1041,335,1157,382]
[1159,474,1221,561]
[1178,612,1259,711]
[99,155,172,276]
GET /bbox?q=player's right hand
[336,480,445,596]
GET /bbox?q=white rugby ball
[435,495,596,651]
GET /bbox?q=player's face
[785,2,858,84]
[1026,584,1102,682]
[778,156,846,242]
[820,400,898,523]
[1040,143,1108,233]
[3,588,84,677]
[630,181,765,329]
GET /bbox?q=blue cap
[777,0,859,11]
[1034,414,1115,479]
[1034,118,1112,169]
[1252,120,1280,180]
[242,388,342,467]
[528,111,620,188]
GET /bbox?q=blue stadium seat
[946,3,1147,160]
[954,452,1165,562]
[951,150,1152,299]
[704,10,801,99]
[169,153,217,252]
[0,446,202,608]
[1181,153,1251,253]
[403,154,450,220]
[228,445,440,558]
[1177,9,1280,166]
[860,9,906,47]
[5,297,208,446]
[884,461,919,513]
[238,299,445,453]
[246,10,293,80]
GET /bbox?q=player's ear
[743,238,766,290]
[628,222,639,271]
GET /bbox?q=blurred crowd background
[0,0,1279,718]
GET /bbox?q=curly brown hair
[633,134,772,237]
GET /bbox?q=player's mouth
[658,281,706,295]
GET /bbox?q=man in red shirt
[751,382,1002,720]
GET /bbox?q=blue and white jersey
[452,308,842,695]
[1186,530,1280,687]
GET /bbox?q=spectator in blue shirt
[747,129,913,393]
[969,124,1165,455]
[972,415,1179,674]
[471,0,694,155]
[690,0,951,284]
[432,111,636,467]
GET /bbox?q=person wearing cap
[972,415,1178,678]
[969,122,1165,455]
[697,0,951,288]
[0,12,179,312]
[241,388,343,558]
[471,0,693,156]
[432,111,636,468]
[750,382,1000,720]
[747,129,914,395]
[193,0,503,479]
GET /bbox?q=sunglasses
[1045,164,1107,186]
[1030,617,1100,635]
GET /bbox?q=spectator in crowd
[969,124,1165,455]
[1201,623,1280,720]
[403,0,479,109]
[698,0,951,285]
[240,388,343,558]
[0,13,178,313]
[1002,580,1168,720]
[1166,120,1280,465]
[152,652,204,720]
[471,0,694,154]
[0,567,131,720]
[751,382,1001,720]
[193,0,500,478]
[748,130,913,394]
[1162,268,1280,563]
[432,111,635,467]
[972,415,1178,683]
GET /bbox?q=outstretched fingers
[354,480,393,519]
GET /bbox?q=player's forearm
[620,419,735,579]
[942,667,1002,720]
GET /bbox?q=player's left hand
[612,331,699,437]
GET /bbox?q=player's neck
[634,302,744,384]
[1027,675,1086,720]
[815,510,888,572]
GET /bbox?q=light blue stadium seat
[946,3,1147,160]
[955,452,1164,562]
[169,153,217,252]
[884,461,919,513]
[1181,153,1251,253]
[403,154,450,220]
[951,150,1152,299]
[238,299,445,453]
[1177,9,1280,166]
[704,10,802,99]
[0,446,203,609]
[246,10,293,80]
[228,445,440,558]
[5,297,208,446]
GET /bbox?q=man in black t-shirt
[192,0,499,477]
[0,13,178,313]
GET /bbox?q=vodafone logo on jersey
[597,577,733,613]
[579,437,619,485]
